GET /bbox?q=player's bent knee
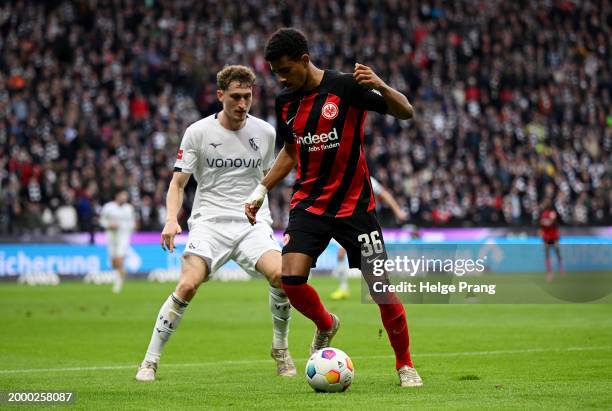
[282,253,312,277]
[175,279,200,300]
[175,254,209,300]
[111,257,123,268]
[268,263,282,287]
[255,250,283,287]
[176,268,207,299]
[268,270,282,288]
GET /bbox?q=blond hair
[216,65,256,90]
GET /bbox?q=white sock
[269,286,291,349]
[334,263,349,291]
[112,271,124,293]
[143,293,189,364]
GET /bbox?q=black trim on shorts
[281,276,308,285]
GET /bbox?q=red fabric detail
[378,302,413,369]
[281,282,333,331]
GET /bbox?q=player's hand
[245,203,260,225]
[353,63,386,91]
[245,184,268,225]
[395,209,409,224]
[161,219,182,253]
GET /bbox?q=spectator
[0,0,609,234]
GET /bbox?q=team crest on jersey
[322,102,339,120]
[249,137,259,151]
[177,149,184,160]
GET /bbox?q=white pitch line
[0,346,609,375]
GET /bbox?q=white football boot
[135,361,157,382]
[270,348,297,377]
[310,313,340,354]
[397,365,423,387]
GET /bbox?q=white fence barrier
[17,272,60,285]
[83,271,116,285]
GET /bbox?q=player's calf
[174,254,209,300]
[268,286,295,376]
[269,286,291,349]
[136,292,189,381]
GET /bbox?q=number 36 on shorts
[357,230,384,257]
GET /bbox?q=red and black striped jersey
[540,209,559,230]
[276,70,388,218]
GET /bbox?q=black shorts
[282,208,386,269]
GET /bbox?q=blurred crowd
[0,0,610,236]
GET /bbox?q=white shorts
[107,232,131,258]
[184,220,281,278]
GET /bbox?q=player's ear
[216,89,224,102]
[300,54,310,67]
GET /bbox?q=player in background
[331,177,408,300]
[246,28,422,387]
[539,198,563,282]
[99,189,136,293]
[136,65,295,381]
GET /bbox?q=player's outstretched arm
[262,143,298,190]
[161,172,190,252]
[353,63,414,120]
[99,206,110,229]
[379,188,408,223]
[245,143,297,225]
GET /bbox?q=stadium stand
[0,0,609,235]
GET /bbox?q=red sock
[281,282,333,330]
[378,297,413,370]
[545,256,552,273]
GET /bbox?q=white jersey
[100,201,136,235]
[174,113,276,226]
[370,177,384,197]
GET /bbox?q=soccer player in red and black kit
[539,198,563,282]
[245,28,422,387]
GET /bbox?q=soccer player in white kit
[99,190,136,294]
[136,65,296,381]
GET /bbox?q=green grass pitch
[1,278,611,410]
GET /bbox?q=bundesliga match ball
[305,348,354,392]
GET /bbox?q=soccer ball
[305,348,354,392]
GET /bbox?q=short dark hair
[264,28,309,61]
[216,65,256,90]
[114,188,128,198]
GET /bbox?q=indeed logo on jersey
[294,128,340,152]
